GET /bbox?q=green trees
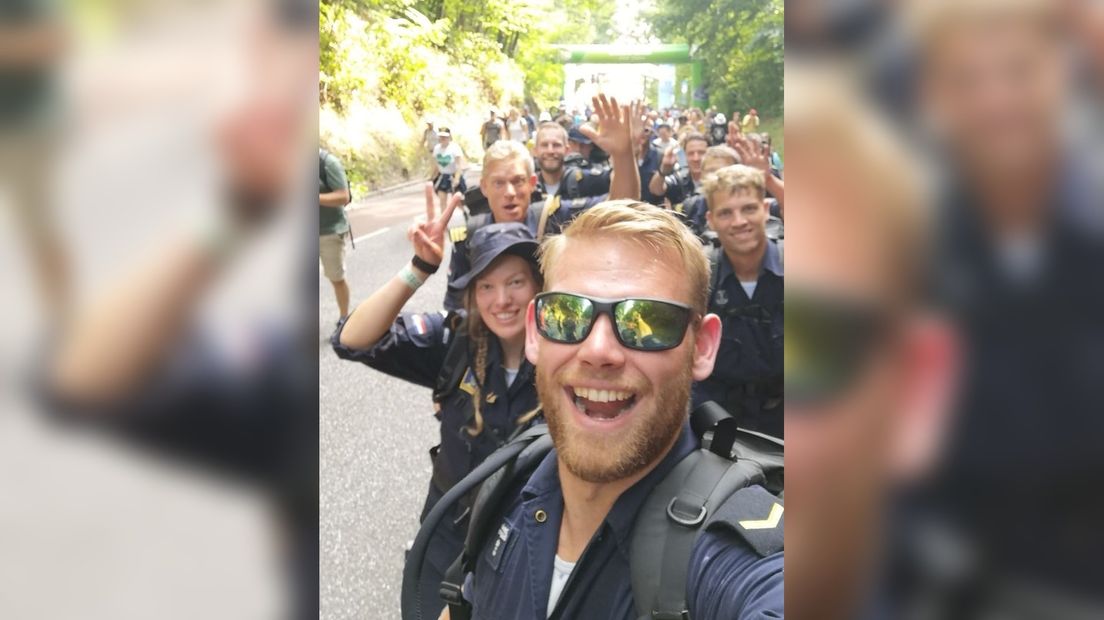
[320,0,620,190]
[319,0,782,191]
[649,0,783,118]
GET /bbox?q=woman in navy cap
[332,188,543,618]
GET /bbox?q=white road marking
[353,227,390,243]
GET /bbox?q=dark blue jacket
[638,146,665,206]
[332,312,539,495]
[463,425,784,619]
[693,242,784,438]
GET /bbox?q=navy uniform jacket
[676,193,708,236]
[443,195,609,310]
[638,146,665,206]
[537,158,612,200]
[332,312,540,618]
[693,242,784,439]
[331,311,539,495]
[463,425,784,619]
[661,167,698,206]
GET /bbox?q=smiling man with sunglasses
[438,201,783,619]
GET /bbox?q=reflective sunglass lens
[614,299,689,350]
[537,294,593,343]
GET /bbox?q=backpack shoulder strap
[432,312,469,404]
[403,423,551,620]
[437,424,553,620]
[630,405,783,620]
[537,196,560,240]
[708,246,723,310]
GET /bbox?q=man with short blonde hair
[440,96,641,310]
[438,200,783,618]
[695,163,783,439]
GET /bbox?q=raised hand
[734,135,770,174]
[660,144,678,175]
[579,94,633,159]
[408,182,463,268]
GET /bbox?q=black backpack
[400,401,784,620]
[709,122,727,146]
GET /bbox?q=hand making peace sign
[408,183,464,269]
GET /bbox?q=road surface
[319,169,478,619]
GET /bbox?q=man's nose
[575,314,626,369]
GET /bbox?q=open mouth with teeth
[491,309,520,324]
[567,386,638,421]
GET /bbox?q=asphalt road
[320,169,478,619]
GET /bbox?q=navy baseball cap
[448,223,540,290]
[567,127,592,145]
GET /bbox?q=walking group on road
[321,91,786,619]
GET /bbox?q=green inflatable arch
[554,44,706,108]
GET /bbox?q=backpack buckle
[666,497,706,527]
[439,578,466,606]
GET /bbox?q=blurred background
[0,0,317,618]
[785,0,1104,618]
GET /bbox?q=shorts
[433,173,467,195]
[319,233,347,282]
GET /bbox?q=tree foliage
[319,0,622,189]
[649,0,783,118]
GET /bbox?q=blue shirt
[464,425,784,619]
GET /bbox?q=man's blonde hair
[483,139,534,176]
[702,145,740,171]
[701,164,766,212]
[539,201,710,316]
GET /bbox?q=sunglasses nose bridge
[576,311,627,366]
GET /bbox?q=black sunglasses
[534,292,695,352]
[786,291,896,405]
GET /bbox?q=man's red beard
[537,355,693,483]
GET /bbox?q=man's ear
[690,313,723,381]
[888,314,960,482]
[525,300,541,366]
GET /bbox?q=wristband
[411,255,440,274]
[397,264,428,292]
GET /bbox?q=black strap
[691,400,739,459]
[632,450,746,619]
[440,554,471,620]
[708,246,723,312]
[400,424,551,620]
[630,403,784,619]
[431,313,468,404]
